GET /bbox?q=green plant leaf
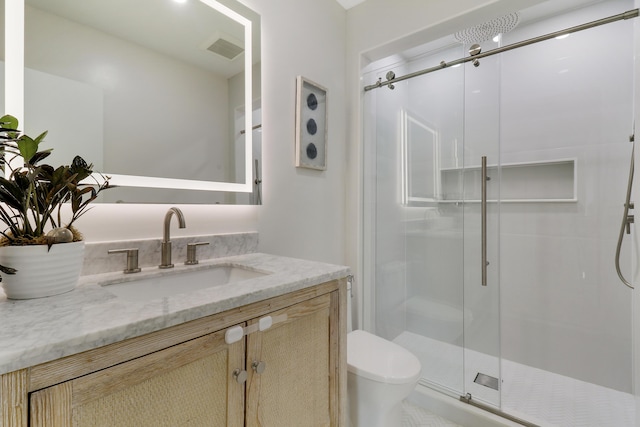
[70,156,93,181]
[0,114,110,242]
[0,177,25,210]
[0,115,18,131]
[16,135,38,163]
[0,264,17,276]
[16,131,48,164]
[30,150,53,165]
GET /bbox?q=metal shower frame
[364,9,639,92]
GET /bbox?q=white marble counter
[0,253,350,375]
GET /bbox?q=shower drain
[474,372,499,390]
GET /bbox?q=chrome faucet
[159,207,186,268]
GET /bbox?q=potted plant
[0,114,110,299]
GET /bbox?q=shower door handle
[481,156,488,286]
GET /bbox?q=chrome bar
[481,156,488,286]
[615,140,634,289]
[364,9,639,92]
[459,394,540,427]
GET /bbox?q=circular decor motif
[306,118,318,135]
[307,93,318,110]
[306,143,318,159]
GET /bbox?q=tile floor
[402,400,462,427]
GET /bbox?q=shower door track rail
[364,8,639,92]
[459,393,541,427]
[418,379,541,427]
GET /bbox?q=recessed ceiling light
[555,33,570,40]
[174,0,187,3]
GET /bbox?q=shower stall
[362,0,637,425]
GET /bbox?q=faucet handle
[108,248,142,274]
[185,242,210,265]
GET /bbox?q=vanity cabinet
[245,293,335,427]
[30,329,245,427]
[1,278,346,427]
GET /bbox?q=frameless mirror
[22,0,261,204]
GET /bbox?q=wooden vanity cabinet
[30,329,245,427]
[246,292,336,427]
[0,279,346,427]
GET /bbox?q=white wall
[239,0,348,265]
[498,0,634,392]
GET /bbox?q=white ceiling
[335,0,367,10]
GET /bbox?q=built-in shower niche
[439,159,576,203]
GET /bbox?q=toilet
[346,285,422,427]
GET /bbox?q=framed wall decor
[295,76,327,170]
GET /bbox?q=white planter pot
[0,241,85,299]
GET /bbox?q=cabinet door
[245,293,334,427]
[30,328,244,427]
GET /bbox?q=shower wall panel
[499,0,634,392]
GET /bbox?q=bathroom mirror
[22,0,261,204]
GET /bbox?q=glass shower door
[398,60,468,396]
[460,42,502,408]
[366,1,636,425]
[363,56,468,396]
[364,39,502,400]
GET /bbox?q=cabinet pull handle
[225,325,244,344]
[252,360,266,374]
[224,315,288,344]
[233,369,248,384]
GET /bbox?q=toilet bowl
[347,329,421,427]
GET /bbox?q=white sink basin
[103,265,268,302]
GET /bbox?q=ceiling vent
[206,37,244,60]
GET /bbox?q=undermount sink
[103,265,269,302]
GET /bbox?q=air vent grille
[207,38,244,60]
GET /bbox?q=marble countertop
[0,253,350,375]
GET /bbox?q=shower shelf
[437,159,577,203]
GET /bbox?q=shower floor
[394,331,635,427]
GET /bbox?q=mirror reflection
[23,0,261,204]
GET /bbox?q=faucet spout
[160,207,186,268]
